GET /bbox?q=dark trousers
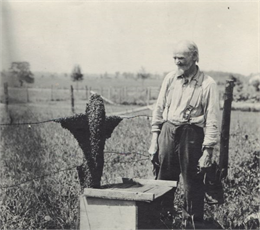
[157,122,205,226]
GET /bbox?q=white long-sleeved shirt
[151,67,219,147]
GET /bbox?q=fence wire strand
[0,151,151,190]
[0,113,241,137]
[0,110,240,189]
[0,113,152,189]
[104,150,150,158]
[0,114,151,126]
[0,165,78,190]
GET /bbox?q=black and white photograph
[1,0,259,229]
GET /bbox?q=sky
[1,1,259,76]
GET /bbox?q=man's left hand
[198,148,213,171]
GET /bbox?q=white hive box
[80,178,177,230]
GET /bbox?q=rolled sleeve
[203,82,220,147]
[151,73,172,132]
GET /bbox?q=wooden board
[84,178,177,202]
[80,195,137,230]
[121,177,177,187]
[145,185,173,200]
[84,188,155,202]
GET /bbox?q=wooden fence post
[108,87,111,100]
[4,82,8,111]
[118,88,121,104]
[121,88,123,104]
[219,92,222,109]
[146,87,150,105]
[26,87,29,103]
[219,76,235,179]
[89,87,92,100]
[124,86,127,102]
[121,87,124,103]
[85,86,88,101]
[71,85,75,113]
[51,85,54,101]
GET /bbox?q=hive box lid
[84,178,177,202]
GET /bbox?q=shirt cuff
[202,145,214,151]
[151,125,161,133]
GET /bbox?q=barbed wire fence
[0,155,151,190]
[0,156,151,190]
[0,111,244,191]
[0,114,152,126]
[0,114,153,190]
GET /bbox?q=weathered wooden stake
[85,86,88,101]
[108,87,111,100]
[219,92,222,109]
[124,86,127,102]
[88,87,92,100]
[51,85,54,101]
[119,88,122,104]
[219,76,235,179]
[71,85,75,113]
[26,87,29,102]
[4,82,8,111]
[56,94,122,189]
[146,87,150,105]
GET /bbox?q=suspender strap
[183,73,204,121]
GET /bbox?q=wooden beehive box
[80,178,177,230]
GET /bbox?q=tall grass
[0,104,259,229]
[0,107,82,229]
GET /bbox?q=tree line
[1,62,260,93]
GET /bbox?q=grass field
[1,98,259,229]
[0,76,260,230]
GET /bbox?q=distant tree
[249,74,260,92]
[10,61,34,87]
[137,66,150,86]
[122,72,128,79]
[115,71,120,79]
[122,72,135,80]
[104,72,109,78]
[128,72,135,79]
[71,65,84,90]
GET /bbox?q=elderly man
[149,40,219,228]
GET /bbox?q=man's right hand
[148,132,159,163]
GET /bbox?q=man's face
[173,48,195,75]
